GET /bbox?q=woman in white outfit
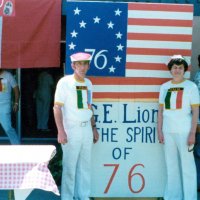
[157,55,199,200]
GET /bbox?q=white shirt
[0,71,17,113]
[159,79,199,133]
[54,74,93,122]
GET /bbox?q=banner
[0,0,61,69]
[65,1,193,197]
[0,0,15,16]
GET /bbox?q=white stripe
[170,92,178,109]
[127,25,193,35]
[126,55,191,65]
[125,69,190,78]
[93,85,160,93]
[0,17,2,67]
[127,40,192,50]
[128,10,193,20]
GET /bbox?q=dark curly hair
[167,57,188,72]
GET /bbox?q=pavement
[0,190,200,200]
[0,189,60,200]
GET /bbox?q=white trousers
[0,112,20,144]
[163,131,197,200]
[61,121,93,200]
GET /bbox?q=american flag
[65,1,193,101]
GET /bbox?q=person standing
[53,52,99,200]
[0,69,20,144]
[193,54,200,191]
[193,55,200,90]
[157,55,199,200]
[35,70,54,131]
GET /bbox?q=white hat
[170,55,184,60]
[70,52,92,62]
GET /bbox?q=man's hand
[58,130,68,144]
[92,127,99,143]
[13,103,19,113]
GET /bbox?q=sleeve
[190,83,200,106]
[158,84,165,106]
[54,79,65,106]
[8,73,17,88]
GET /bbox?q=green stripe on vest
[77,90,83,109]
[165,91,171,109]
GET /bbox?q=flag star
[116,32,123,39]
[117,44,124,51]
[107,21,114,29]
[109,66,116,73]
[115,8,122,16]
[115,55,122,62]
[93,16,101,24]
[74,7,81,15]
[68,42,76,50]
[79,20,86,28]
[71,30,78,38]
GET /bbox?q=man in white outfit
[53,52,99,200]
[0,69,20,144]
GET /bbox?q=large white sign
[91,102,166,197]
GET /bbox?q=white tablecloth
[0,145,60,199]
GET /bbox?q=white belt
[79,121,89,127]
[67,120,90,127]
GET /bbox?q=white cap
[170,55,184,60]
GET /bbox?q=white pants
[0,112,20,144]
[61,121,93,200]
[163,131,197,200]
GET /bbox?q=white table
[0,145,60,199]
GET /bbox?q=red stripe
[176,90,183,109]
[89,77,169,85]
[93,92,159,99]
[126,63,192,71]
[127,33,192,42]
[128,3,193,12]
[126,48,192,56]
[128,18,192,27]
[126,63,167,71]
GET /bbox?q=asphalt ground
[0,190,200,200]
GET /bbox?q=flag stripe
[128,10,193,20]
[126,63,191,71]
[93,92,159,99]
[89,77,169,85]
[94,85,160,93]
[127,40,192,50]
[126,63,167,71]
[165,91,171,109]
[176,90,183,109]
[128,26,192,35]
[128,18,193,27]
[126,70,190,78]
[126,55,191,64]
[128,3,193,13]
[126,48,192,56]
[127,33,192,42]
[77,90,83,109]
